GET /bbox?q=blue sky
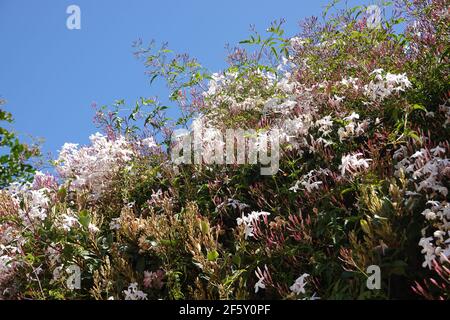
[0,0,370,159]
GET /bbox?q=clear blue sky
[0,0,370,159]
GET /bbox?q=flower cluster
[395,145,450,270]
[364,69,412,102]
[237,211,271,239]
[56,133,135,197]
[123,283,148,300]
[289,273,310,295]
[339,153,372,177]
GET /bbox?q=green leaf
[207,250,219,262]
[200,220,210,235]
[411,104,427,112]
[78,210,91,229]
[360,219,371,234]
[57,187,67,201]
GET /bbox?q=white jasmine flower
[61,214,80,232]
[289,181,301,193]
[364,69,412,102]
[290,37,307,48]
[343,112,360,121]
[339,153,372,176]
[254,278,266,293]
[316,137,334,147]
[338,123,355,141]
[422,209,437,220]
[431,146,446,157]
[411,149,426,159]
[226,199,249,211]
[46,245,61,265]
[419,237,436,269]
[88,223,100,233]
[315,115,334,136]
[333,95,345,104]
[109,218,121,230]
[141,137,157,149]
[254,265,270,293]
[237,211,270,239]
[27,207,48,221]
[290,273,310,295]
[302,180,323,193]
[371,68,384,75]
[30,190,50,208]
[434,230,446,241]
[123,282,148,300]
[306,292,321,300]
[340,76,359,89]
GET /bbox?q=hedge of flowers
[0,0,449,300]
